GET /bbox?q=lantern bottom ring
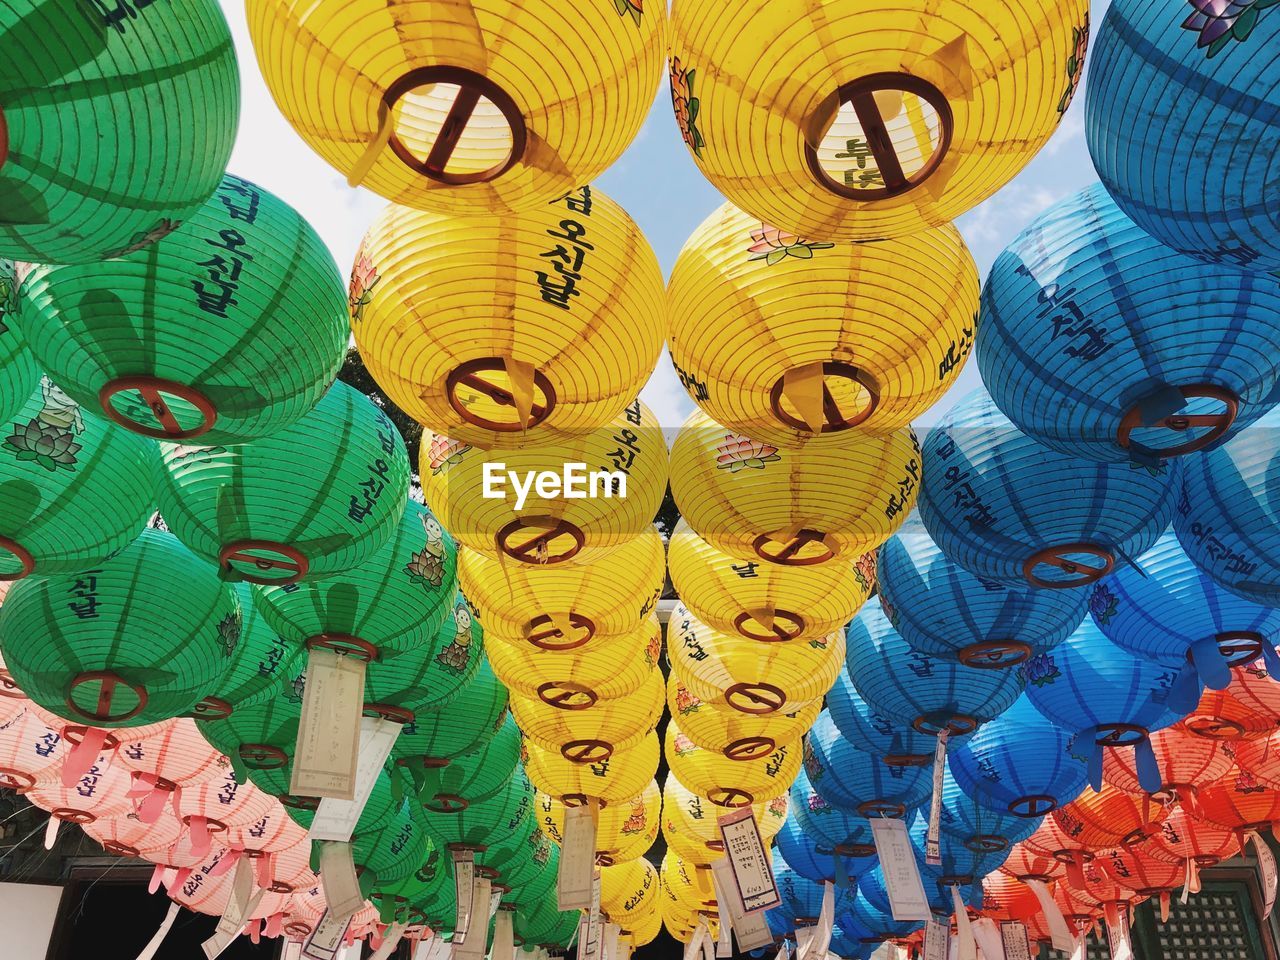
[446,357,556,432]
[424,792,470,814]
[1022,543,1114,589]
[219,540,309,585]
[102,840,140,857]
[1182,716,1246,740]
[733,609,805,643]
[98,376,218,440]
[1092,723,1148,749]
[51,808,96,825]
[0,767,35,793]
[1207,631,1266,668]
[190,696,233,720]
[752,529,834,567]
[911,713,978,737]
[958,640,1032,669]
[537,680,599,710]
[0,535,35,581]
[724,736,776,761]
[560,793,609,810]
[307,633,379,663]
[281,794,319,812]
[832,842,876,858]
[857,800,906,819]
[883,752,933,768]
[707,787,755,808]
[1116,383,1239,459]
[284,923,311,940]
[362,702,414,724]
[724,681,787,715]
[0,669,21,698]
[768,361,880,434]
[525,613,596,650]
[561,739,613,763]
[1051,849,1094,866]
[496,516,585,565]
[1120,826,1157,847]
[61,724,122,753]
[447,840,489,854]
[1008,795,1058,818]
[65,670,148,723]
[964,834,1009,853]
[238,743,289,770]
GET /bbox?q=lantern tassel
[1160,891,1170,923]
[1168,660,1206,715]
[1134,735,1163,795]
[43,814,59,850]
[61,726,109,787]
[1190,637,1233,692]
[347,100,394,188]
[781,363,827,434]
[210,848,242,878]
[188,815,212,858]
[148,863,167,895]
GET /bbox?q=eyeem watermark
[482,462,627,510]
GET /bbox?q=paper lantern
[191,583,299,721]
[536,780,661,865]
[1235,730,1280,790]
[660,775,788,866]
[1195,771,1280,834]
[877,532,1088,669]
[847,889,919,942]
[908,816,1010,888]
[0,707,64,794]
[1179,678,1279,743]
[421,399,666,566]
[935,766,1041,854]
[0,529,238,726]
[846,605,1025,737]
[1000,842,1067,885]
[0,0,238,265]
[1222,664,1280,734]
[668,603,844,718]
[460,526,664,646]
[950,696,1089,819]
[669,521,874,644]
[1019,818,1100,889]
[420,714,521,812]
[18,175,347,443]
[660,850,718,916]
[354,799,430,888]
[117,719,228,821]
[1086,0,1280,274]
[0,379,158,581]
[979,184,1280,465]
[776,812,875,885]
[246,0,665,214]
[667,0,1089,240]
[773,849,856,924]
[349,190,664,447]
[1098,847,1186,900]
[173,772,277,851]
[392,658,509,771]
[920,391,1178,589]
[1142,805,1238,871]
[420,768,533,858]
[804,712,931,818]
[27,755,134,828]
[0,262,36,426]
[488,615,659,702]
[789,767,878,859]
[600,858,661,941]
[667,202,979,441]
[157,379,410,585]
[1103,727,1234,807]
[825,672,936,765]
[513,898,580,950]
[509,668,663,761]
[524,730,658,805]
[1051,783,1167,851]
[84,810,183,861]
[978,872,1041,924]
[666,721,800,809]
[668,675,819,763]
[193,690,306,806]
[1177,406,1280,605]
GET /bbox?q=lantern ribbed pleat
[84,810,183,859]
[600,858,662,946]
[1142,806,1238,869]
[0,379,158,581]
[878,532,1087,669]
[510,668,663,758]
[666,203,979,441]
[1195,772,1280,833]
[978,184,1280,463]
[118,718,227,791]
[0,707,64,794]
[27,756,133,825]
[1179,680,1278,744]
[420,768,533,856]
[668,675,819,760]
[193,692,301,790]
[1085,0,1280,274]
[671,408,920,566]
[192,583,299,720]
[422,714,522,810]
[935,765,1042,851]
[661,775,787,868]
[18,175,347,444]
[0,0,239,265]
[788,767,877,857]
[524,730,658,805]
[1098,847,1186,898]
[157,379,410,585]
[1233,731,1280,790]
[488,616,660,701]
[0,529,238,726]
[349,190,665,447]
[1050,782,1167,851]
[392,658,508,766]
[907,815,1010,886]
[537,780,661,865]
[918,390,1177,589]
[772,848,856,921]
[246,0,665,215]
[666,720,800,809]
[667,0,1088,240]
[0,262,36,425]
[825,671,935,763]
[804,712,931,818]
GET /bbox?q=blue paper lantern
[859,865,980,926]
[830,924,879,960]
[789,767,882,859]
[1085,0,1280,274]
[846,605,1025,737]
[805,711,932,818]
[978,184,1280,465]
[949,695,1088,819]
[1091,530,1280,712]
[878,531,1087,669]
[847,886,922,942]
[908,812,1011,887]
[934,765,1041,854]
[919,390,1178,590]
[770,847,855,927]
[776,810,875,887]
[827,670,939,764]
[1023,618,1181,795]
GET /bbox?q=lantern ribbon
[1133,736,1163,795]
[188,815,213,858]
[1189,638,1233,693]
[128,774,176,825]
[348,101,395,188]
[1104,903,1134,960]
[370,923,408,960]
[134,901,181,960]
[148,863,168,895]
[43,814,59,850]
[1181,857,1201,904]
[951,885,976,960]
[781,364,826,434]
[1024,879,1074,954]
[61,726,109,787]
[1160,892,1171,923]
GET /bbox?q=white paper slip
[318,840,366,921]
[952,887,976,960]
[1250,830,1278,919]
[453,848,476,944]
[684,919,709,960]
[603,922,621,960]
[617,941,633,960]
[1106,910,1134,960]
[712,854,775,952]
[455,879,491,960]
[926,731,949,866]
[870,817,929,921]
[1000,921,1031,960]
[291,648,366,799]
[283,941,303,960]
[970,918,1005,960]
[136,901,181,960]
[1023,878,1074,953]
[582,871,603,960]
[558,801,599,910]
[203,858,265,959]
[302,909,352,960]
[421,936,453,960]
[309,716,401,842]
[798,882,834,960]
[368,924,408,960]
[924,916,951,960]
[716,911,732,958]
[718,806,781,913]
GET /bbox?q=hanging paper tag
[711,857,774,951]
[368,924,407,960]
[453,848,476,944]
[683,919,709,960]
[309,716,401,842]
[583,870,604,960]
[455,877,492,960]
[701,924,717,960]
[318,840,365,922]
[291,648,365,800]
[1000,921,1031,960]
[136,901,182,960]
[1250,830,1277,919]
[558,800,599,910]
[617,942,633,960]
[870,817,929,922]
[603,922,621,960]
[970,918,1005,960]
[1069,936,1085,960]
[421,936,453,960]
[203,859,267,959]
[926,731,949,866]
[1106,910,1134,960]
[1024,878,1075,953]
[302,910,352,960]
[718,806,781,913]
[798,882,835,960]
[924,917,951,960]
[951,887,976,960]
[284,941,303,960]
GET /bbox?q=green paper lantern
[421,715,521,811]
[0,0,239,265]
[0,528,238,726]
[352,797,430,887]
[514,892,580,949]
[193,671,302,773]
[0,260,36,424]
[392,657,508,770]
[500,831,559,908]
[254,500,457,667]
[156,379,410,585]
[17,174,346,443]
[191,582,300,720]
[369,834,448,925]
[0,377,158,580]
[421,767,535,856]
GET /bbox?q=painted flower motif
[1183,0,1278,56]
[766,796,787,820]
[878,592,899,628]
[434,604,475,673]
[1022,653,1062,688]
[1089,583,1119,625]
[854,553,877,593]
[427,435,471,474]
[0,260,16,335]
[802,741,823,781]
[620,804,647,835]
[216,610,242,657]
[612,0,642,25]
[348,250,381,323]
[102,218,181,259]
[669,58,706,157]
[1058,14,1090,113]
[672,732,698,757]
[714,433,781,472]
[285,673,306,704]
[807,793,830,814]
[531,833,552,864]
[808,634,830,652]
[747,224,835,265]
[405,549,445,589]
[674,684,700,716]
[4,418,82,472]
[644,633,662,668]
[1237,769,1266,794]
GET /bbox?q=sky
[219,0,1112,432]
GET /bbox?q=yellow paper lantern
[660,851,719,919]
[667,202,980,441]
[349,188,665,448]
[459,527,665,646]
[667,603,844,718]
[523,731,659,805]
[667,675,819,762]
[667,0,1089,240]
[668,522,873,642]
[487,616,661,701]
[246,0,666,215]
[535,780,661,865]
[665,720,802,809]
[420,399,666,565]
[662,774,787,866]
[671,409,920,565]
[601,858,662,947]
[509,668,664,762]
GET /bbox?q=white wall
[0,882,62,960]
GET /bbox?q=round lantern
[1019,818,1101,890]
[523,730,658,806]
[18,175,347,443]
[804,712,931,818]
[671,408,919,565]
[0,707,65,794]
[246,0,665,215]
[421,399,666,566]
[1180,678,1279,743]
[920,390,1178,589]
[117,719,228,822]
[667,203,979,441]
[666,721,800,809]
[1086,0,1280,274]
[1195,771,1280,835]
[0,379,158,581]
[27,755,138,830]
[537,780,661,865]
[0,261,36,425]
[420,769,533,858]
[514,899,580,951]
[509,667,663,761]
[348,190,664,447]
[773,849,856,924]
[459,526,664,646]
[1235,730,1280,789]
[1143,805,1238,876]
[935,766,1041,854]
[191,583,300,720]
[489,616,660,702]
[1024,619,1183,793]
[1050,782,1167,851]
[776,812,875,885]
[877,532,1088,669]
[392,658,509,775]
[84,810,183,861]
[789,767,878,858]
[847,888,919,942]
[600,859,661,941]
[845,604,1025,737]
[908,816,1011,888]
[826,672,936,765]
[667,0,1089,241]
[979,184,1280,464]
[1103,726,1235,808]
[950,696,1089,819]
[0,0,238,265]
[662,775,787,866]
[1000,842,1067,885]
[353,800,431,889]
[0,529,239,726]
[668,521,874,644]
[1221,664,1280,735]
[194,690,303,799]
[1098,846,1186,904]
[668,674,819,762]
[157,379,410,585]
[421,714,522,811]
[979,872,1041,924]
